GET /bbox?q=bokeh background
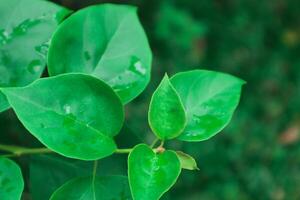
[1,0,300,199]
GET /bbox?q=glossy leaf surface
[48,4,152,104]
[50,176,131,200]
[0,0,71,112]
[148,74,186,140]
[170,70,245,141]
[0,158,24,200]
[2,74,124,160]
[128,144,181,200]
[176,151,199,170]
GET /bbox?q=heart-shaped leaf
[48,4,152,104]
[1,74,124,160]
[0,0,71,112]
[170,70,245,141]
[176,151,199,170]
[148,74,186,140]
[128,144,181,200]
[50,176,131,200]
[0,158,24,200]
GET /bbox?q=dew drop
[27,60,42,74]
[40,123,45,129]
[129,56,146,75]
[35,41,50,58]
[0,30,9,45]
[84,51,91,61]
[186,131,199,137]
[134,61,146,75]
[63,104,71,114]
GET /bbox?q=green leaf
[48,4,152,104]
[176,151,199,170]
[170,70,245,141]
[50,176,132,200]
[0,0,71,112]
[0,158,24,200]
[2,74,124,160]
[148,74,186,140]
[128,144,181,200]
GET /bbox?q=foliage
[0,1,244,199]
[10,0,299,199]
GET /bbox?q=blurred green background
[1,0,300,199]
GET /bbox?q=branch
[0,144,53,158]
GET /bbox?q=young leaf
[128,144,181,200]
[48,4,152,104]
[148,74,186,140]
[0,158,24,200]
[0,0,72,112]
[170,70,245,141]
[176,151,199,170]
[50,176,131,200]
[1,74,124,160]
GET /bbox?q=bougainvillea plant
[0,1,245,200]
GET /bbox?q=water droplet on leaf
[129,56,146,75]
[27,60,42,74]
[84,51,91,61]
[35,41,50,58]
[63,104,71,114]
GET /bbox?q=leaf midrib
[186,76,239,114]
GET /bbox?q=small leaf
[0,158,24,200]
[176,151,199,170]
[50,176,131,200]
[48,4,152,104]
[170,70,245,141]
[128,144,181,200]
[2,74,124,160]
[148,74,186,140]
[0,0,72,112]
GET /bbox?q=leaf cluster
[0,1,244,199]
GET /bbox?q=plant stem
[0,144,28,153]
[0,144,165,157]
[115,148,132,154]
[0,144,53,158]
[150,138,159,148]
[159,140,165,148]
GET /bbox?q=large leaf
[50,176,131,200]
[170,70,245,141]
[1,74,124,160]
[48,4,152,104]
[0,158,24,200]
[0,0,71,112]
[148,74,186,140]
[128,144,181,200]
